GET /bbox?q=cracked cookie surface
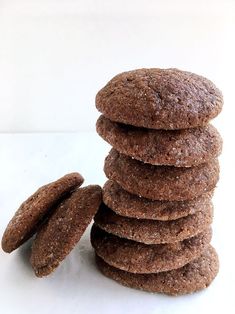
[97,115,222,167]
[94,204,213,244]
[103,180,213,221]
[96,68,223,130]
[104,149,219,201]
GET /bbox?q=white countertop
[0,132,234,314]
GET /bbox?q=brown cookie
[94,204,213,244]
[91,224,212,273]
[97,115,222,167]
[103,180,213,221]
[30,185,102,277]
[1,173,84,253]
[95,245,219,296]
[96,68,223,130]
[104,149,219,201]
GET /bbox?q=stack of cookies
[92,68,223,295]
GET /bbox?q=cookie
[91,224,212,274]
[96,68,223,130]
[103,180,213,221]
[1,173,84,253]
[104,149,219,201]
[94,204,213,244]
[95,245,219,295]
[30,185,102,277]
[97,115,222,167]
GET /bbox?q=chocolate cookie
[104,149,219,201]
[91,224,212,273]
[1,173,84,253]
[103,180,213,221]
[30,185,102,277]
[96,68,223,130]
[95,245,219,295]
[94,204,213,244]
[97,115,222,167]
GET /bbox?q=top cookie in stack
[96,68,223,167]
[96,68,223,131]
[94,68,223,296]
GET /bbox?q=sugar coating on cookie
[1,173,84,253]
[91,224,212,273]
[30,185,102,277]
[94,204,213,244]
[97,115,222,167]
[104,149,219,201]
[103,180,213,221]
[95,245,219,296]
[96,68,223,130]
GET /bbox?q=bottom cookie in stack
[91,190,218,295]
[91,225,212,274]
[95,246,219,296]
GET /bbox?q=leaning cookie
[94,204,213,244]
[103,180,213,221]
[95,245,219,296]
[30,185,102,277]
[104,149,219,201]
[91,224,212,273]
[97,115,222,167]
[96,68,223,130]
[1,173,84,253]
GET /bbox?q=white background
[0,0,234,132]
[0,1,235,314]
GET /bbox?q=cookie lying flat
[30,185,102,277]
[104,149,219,201]
[94,204,213,244]
[95,245,219,296]
[91,224,212,273]
[97,115,222,167]
[1,173,84,253]
[96,68,223,130]
[103,180,213,221]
